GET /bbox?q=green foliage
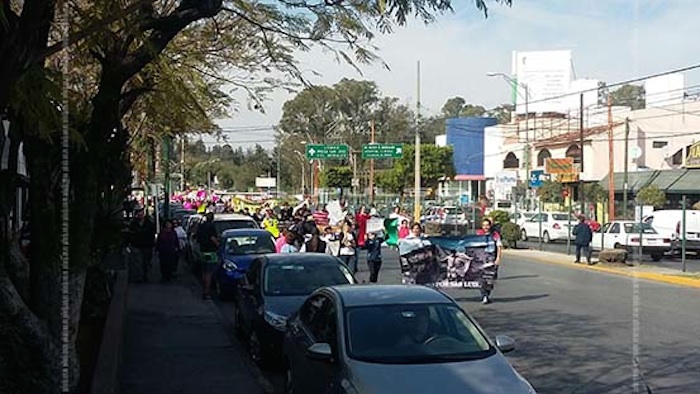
[584,182,606,202]
[321,166,353,189]
[636,185,666,208]
[537,180,563,204]
[610,84,645,110]
[375,144,454,194]
[487,210,511,226]
[500,222,521,248]
[183,141,274,190]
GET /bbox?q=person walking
[128,204,156,283]
[280,230,300,253]
[365,231,384,283]
[156,220,180,282]
[573,215,593,265]
[196,212,220,299]
[300,227,329,253]
[479,218,502,304]
[172,219,188,276]
[338,221,357,273]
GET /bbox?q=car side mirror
[495,335,516,353]
[306,343,333,362]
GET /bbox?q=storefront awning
[599,171,656,192]
[667,170,700,194]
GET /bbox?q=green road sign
[305,144,349,160]
[362,143,403,159]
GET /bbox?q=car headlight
[264,310,288,331]
[223,260,238,272]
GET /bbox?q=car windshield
[214,220,257,234]
[224,234,275,255]
[263,261,354,296]
[345,304,494,364]
[624,223,657,234]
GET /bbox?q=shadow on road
[497,274,540,281]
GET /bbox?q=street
[214,248,700,394]
[518,240,700,273]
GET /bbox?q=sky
[205,0,700,150]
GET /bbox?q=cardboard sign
[366,217,385,233]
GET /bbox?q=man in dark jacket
[572,215,593,265]
[129,205,156,282]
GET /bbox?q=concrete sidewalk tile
[120,273,264,394]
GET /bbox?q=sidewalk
[119,265,265,394]
[505,248,700,289]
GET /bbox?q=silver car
[283,284,536,394]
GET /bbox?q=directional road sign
[529,170,545,188]
[305,144,349,160]
[361,143,403,159]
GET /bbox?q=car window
[300,295,336,343]
[224,234,275,255]
[344,304,494,364]
[624,223,657,234]
[552,214,573,221]
[214,220,258,234]
[600,223,611,233]
[610,223,620,234]
[263,260,354,296]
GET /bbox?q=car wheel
[521,229,528,242]
[284,363,294,394]
[651,253,662,262]
[614,243,623,250]
[543,231,550,243]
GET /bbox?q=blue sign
[460,194,470,205]
[529,170,545,188]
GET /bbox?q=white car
[511,212,536,228]
[520,212,577,243]
[592,221,671,261]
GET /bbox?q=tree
[610,84,645,110]
[441,97,466,117]
[584,183,606,203]
[375,144,454,193]
[321,166,353,189]
[488,104,514,124]
[636,185,666,208]
[0,0,513,391]
[537,180,563,204]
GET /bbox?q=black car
[234,253,356,367]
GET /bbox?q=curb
[503,249,700,289]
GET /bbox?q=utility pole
[623,117,630,219]
[524,83,531,212]
[578,93,585,214]
[607,94,615,221]
[414,61,422,222]
[369,120,376,204]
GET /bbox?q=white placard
[366,217,385,233]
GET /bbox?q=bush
[488,210,511,226]
[500,222,521,248]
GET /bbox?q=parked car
[186,213,260,273]
[591,221,671,261]
[520,212,576,243]
[216,229,276,299]
[511,212,536,227]
[283,284,536,394]
[643,210,700,256]
[235,253,356,367]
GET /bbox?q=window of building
[565,144,581,165]
[653,141,668,149]
[537,149,551,167]
[503,152,519,169]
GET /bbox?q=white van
[643,210,700,254]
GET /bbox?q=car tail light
[553,223,561,229]
[663,239,671,243]
[630,237,640,243]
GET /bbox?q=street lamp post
[487,72,530,210]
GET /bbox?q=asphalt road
[216,249,700,394]
[519,239,700,273]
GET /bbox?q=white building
[484,100,700,188]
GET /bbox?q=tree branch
[120,87,154,116]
